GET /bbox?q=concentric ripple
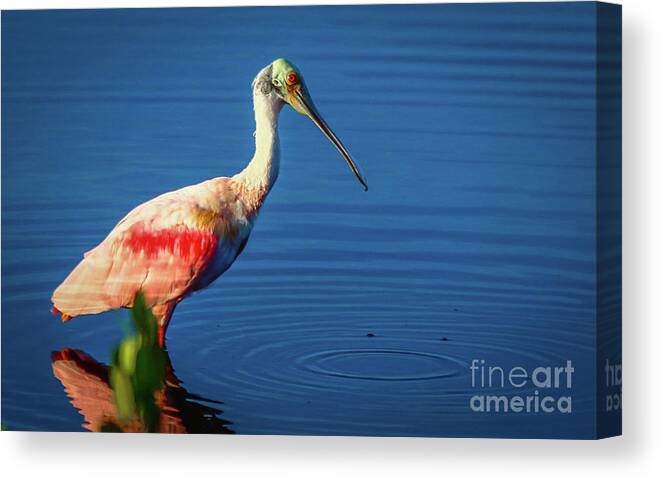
[299,349,463,381]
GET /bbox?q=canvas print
[1,2,621,438]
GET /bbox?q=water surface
[2,3,603,437]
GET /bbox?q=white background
[0,0,659,477]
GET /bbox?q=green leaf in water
[110,368,136,421]
[108,291,166,432]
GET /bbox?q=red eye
[286,72,298,84]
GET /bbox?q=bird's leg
[152,302,176,348]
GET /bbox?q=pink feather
[52,178,249,320]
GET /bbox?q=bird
[51,58,368,347]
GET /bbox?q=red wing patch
[123,225,217,260]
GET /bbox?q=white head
[252,58,368,191]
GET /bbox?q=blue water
[2,3,603,437]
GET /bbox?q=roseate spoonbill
[51,58,368,346]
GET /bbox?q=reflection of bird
[51,58,367,345]
[51,348,233,433]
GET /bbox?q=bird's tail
[51,306,72,322]
[51,252,126,320]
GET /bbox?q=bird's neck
[234,90,283,210]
